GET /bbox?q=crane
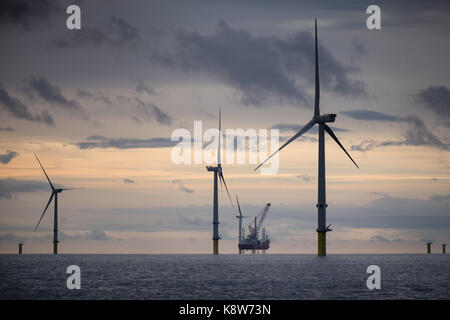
[248,203,271,238]
[240,203,272,254]
[256,203,271,233]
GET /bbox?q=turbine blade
[235,194,242,217]
[60,187,85,191]
[254,119,316,171]
[314,18,320,117]
[219,171,234,211]
[218,108,221,165]
[324,124,359,168]
[34,153,54,190]
[218,169,223,188]
[34,192,54,231]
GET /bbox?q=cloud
[134,98,172,125]
[76,89,111,105]
[51,16,139,48]
[261,193,450,232]
[0,0,61,31]
[370,192,391,198]
[0,233,24,243]
[177,214,207,228]
[0,150,19,164]
[350,139,376,152]
[343,110,449,151]
[25,76,86,118]
[81,228,110,241]
[369,235,405,243]
[44,191,449,247]
[109,16,139,46]
[74,135,177,149]
[370,235,390,242]
[383,115,448,150]
[335,193,450,230]
[0,178,48,199]
[117,96,172,125]
[123,178,135,184]
[72,205,223,233]
[297,174,313,182]
[0,228,115,243]
[76,192,450,242]
[351,38,366,56]
[341,109,399,121]
[172,179,195,194]
[414,85,450,126]
[136,80,156,95]
[150,20,368,107]
[0,83,54,125]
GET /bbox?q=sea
[0,254,448,300]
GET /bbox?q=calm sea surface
[0,254,448,299]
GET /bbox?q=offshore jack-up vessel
[235,196,271,254]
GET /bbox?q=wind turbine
[34,154,81,254]
[206,109,234,255]
[254,19,359,256]
[235,194,250,254]
[426,241,432,254]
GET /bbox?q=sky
[0,0,449,254]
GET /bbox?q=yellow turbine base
[318,232,326,256]
[213,239,218,255]
[53,242,58,255]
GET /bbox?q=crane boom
[257,203,271,233]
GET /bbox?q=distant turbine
[34,154,83,254]
[235,194,250,254]
[255,19,358,256]
[426,242,432,254]
[206,109,235,254]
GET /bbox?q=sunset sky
[0,0,449,253]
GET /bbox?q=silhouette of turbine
[206,109,235,255]
[34,154,83,254]
[255,20,358,256]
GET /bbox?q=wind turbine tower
[426,242,432,254]
[206,110,234,255]
[255,19,359,256]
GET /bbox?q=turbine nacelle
[313,113,336,123]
